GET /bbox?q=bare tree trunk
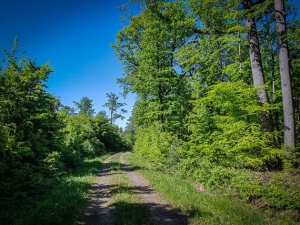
[244,0,274,133]
[274,0,295,147]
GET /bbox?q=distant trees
[73,96,95,117]
[0,40,131,205]
[65,93,128,127]
[103,92,127,124]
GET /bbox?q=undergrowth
[125,152,294,225]
[0,154,109,225]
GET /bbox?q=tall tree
[150,0,275,133]
[112,1,192,134]
[242,0,274,133]
[0,39,65,196]
[73,96,95,117]
[103,92,127,124]
[274,0,295,148]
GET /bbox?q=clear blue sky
[0,0,135,128]
[1,0,299,129]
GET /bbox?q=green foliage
[61,112,131,159]
[102,92,127,124]
[112,2,192,135]
[73,96,95,117]
[0,155,108,225]
[62,114,104,160]
[42,151,64,175]
[126,152,275,225]
[134,122,173,168]
[92,114,131,152]
[114,1,300,215]
[235,172,300,211]
[187,81,283,169]
[0,39,66,199]
[0,40,131,224]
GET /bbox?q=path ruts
[79,153,189,225]
[120,152,189,225]
[78,155,113,225]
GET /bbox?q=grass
[125,152,284,225]
[0,154,109,225]
[108,153,155,225]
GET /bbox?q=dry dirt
[78,152,189,225]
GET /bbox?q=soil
[78,155,113,225]
[79,152,189,225]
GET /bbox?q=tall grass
[0,155,108,225]
[125,152,280,225]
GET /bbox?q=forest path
[78,155,113,225]
[79,152,189,225]
[120,152,188,225]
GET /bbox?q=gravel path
[79,153,189,225]
[120,152,189,225]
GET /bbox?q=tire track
[120,152,189,225]
[78,155,114,225]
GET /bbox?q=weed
[125,152,278,225]
[108,154,155,225]
[0,155,108,225]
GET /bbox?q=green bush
[134,122,173,168]
[236,172,300,210]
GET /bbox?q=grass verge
[125,152,284,225]
[108,153,155,225]
[0,154,109,225]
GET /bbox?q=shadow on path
[79,153,189,225]
[79,157,113,225]
[120,153,189,225]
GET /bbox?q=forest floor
[78,152,188,225]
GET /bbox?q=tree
[97,110,108,118]
[0,38,65,197]
[103,92,127,124]
[59,105,76,115]
[73,96,95,117]
[144,0,275,133]
[112,1,192,134]
[274,0,295,148]
[243,0,274,133]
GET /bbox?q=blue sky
[0,0,135,128]
[1,0,299,129]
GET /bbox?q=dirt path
[78,156,113,225]
[79,152,189,225]
[120,152,189,225]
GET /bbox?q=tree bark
[274,0,295,147]
[244,0,274,133]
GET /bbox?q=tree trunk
[244,0,274,133]
[110,108,113,124]
[158,88,165,131]
[274,0,295,147]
